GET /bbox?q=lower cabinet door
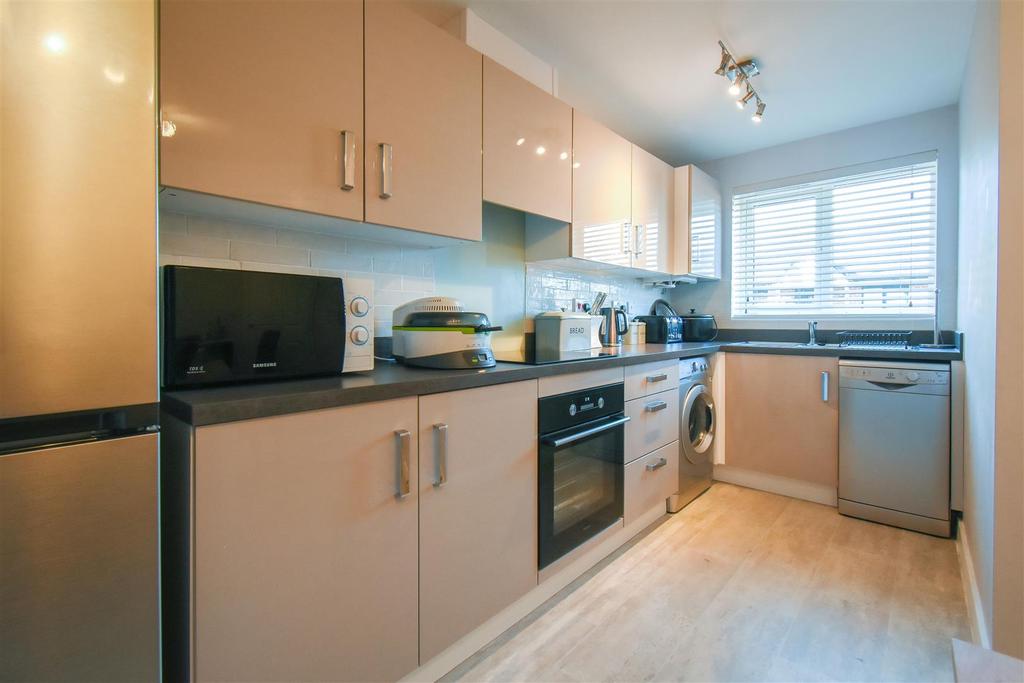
[724,353,839,486]
[418,380,539,662]
[193,398,419,682]
[624,441,680,525]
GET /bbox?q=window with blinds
[731,156,938,318]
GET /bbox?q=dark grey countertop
[162,340,962,427]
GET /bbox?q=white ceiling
[447,0,977,165]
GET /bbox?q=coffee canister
[624,321,646,345]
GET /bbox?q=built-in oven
[538,383,628,569]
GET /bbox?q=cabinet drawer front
[539,366,624,397]
[625,441,679,525]
[624,359,679,400]
[624,388,679,463]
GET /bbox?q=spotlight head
[714,48,731,76]
[728,72,746,96]
[736,86,755,109]
[751,100,766,123]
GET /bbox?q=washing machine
[667,357,715,512]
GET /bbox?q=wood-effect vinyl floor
[444,483,969,683]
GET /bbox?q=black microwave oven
[162,266,371,389]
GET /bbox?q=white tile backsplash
[159,210,666,340]
[525,264,664,322]
[159,210,438,336]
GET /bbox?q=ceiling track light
[714,40,767,124]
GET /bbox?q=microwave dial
[349,296,370,317]
[350,325,370,345]
[569,403,577,416]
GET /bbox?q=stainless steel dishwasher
[838,359,951,537]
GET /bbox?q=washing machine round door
[681,384,715,464]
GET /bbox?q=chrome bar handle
[646,373,668,383]
[340,130,356,191]
[378,142,393,199]
[394,430,411,499]
[541,415,630,448]
[634,223,644,256]
[821,371,829,402]
[645,400,668,413]
[433,423,448,487]
[621,222,632,255]
[646,457,668,471]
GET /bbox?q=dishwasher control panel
[840,365,949,385]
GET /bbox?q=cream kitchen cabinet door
[365,2,482,241]
[724,353,838,487]
[630,145,674,273]
[418,380,539,662]
[160,0,364,222]
[673,164,723,279]
[483,58,572,222]
[571,110,632,267]
[192,398,419,683]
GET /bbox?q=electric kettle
[598,306,628,347]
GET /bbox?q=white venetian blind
[731,155,938,317]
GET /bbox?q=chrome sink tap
[808,320,818,345]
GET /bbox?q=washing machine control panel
[680,357,709,379]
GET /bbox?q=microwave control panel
[343,277,374,373]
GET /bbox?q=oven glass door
[539,416,625,569]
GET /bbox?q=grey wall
[434,203,528,353]
[669,105,960,331]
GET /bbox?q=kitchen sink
[728,341,842,349]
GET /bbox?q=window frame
[729,152,939,321]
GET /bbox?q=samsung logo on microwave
[186,365,205,375]
[252,361,278,369]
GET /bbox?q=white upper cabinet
[483,58,572,222]
[160,0,364,222]
[533,109,675,275]
[630,145,674,273]
[673,165,723,279]
[364,1,483,241]
[571,110,633,268]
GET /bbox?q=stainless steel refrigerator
[0,1,160,680]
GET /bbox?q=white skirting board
[400,502,668,683]
[956,519,992,648]
[712,464,838,507]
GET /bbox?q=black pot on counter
[680,309,718,342]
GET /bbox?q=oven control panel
[539,382,625,434]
